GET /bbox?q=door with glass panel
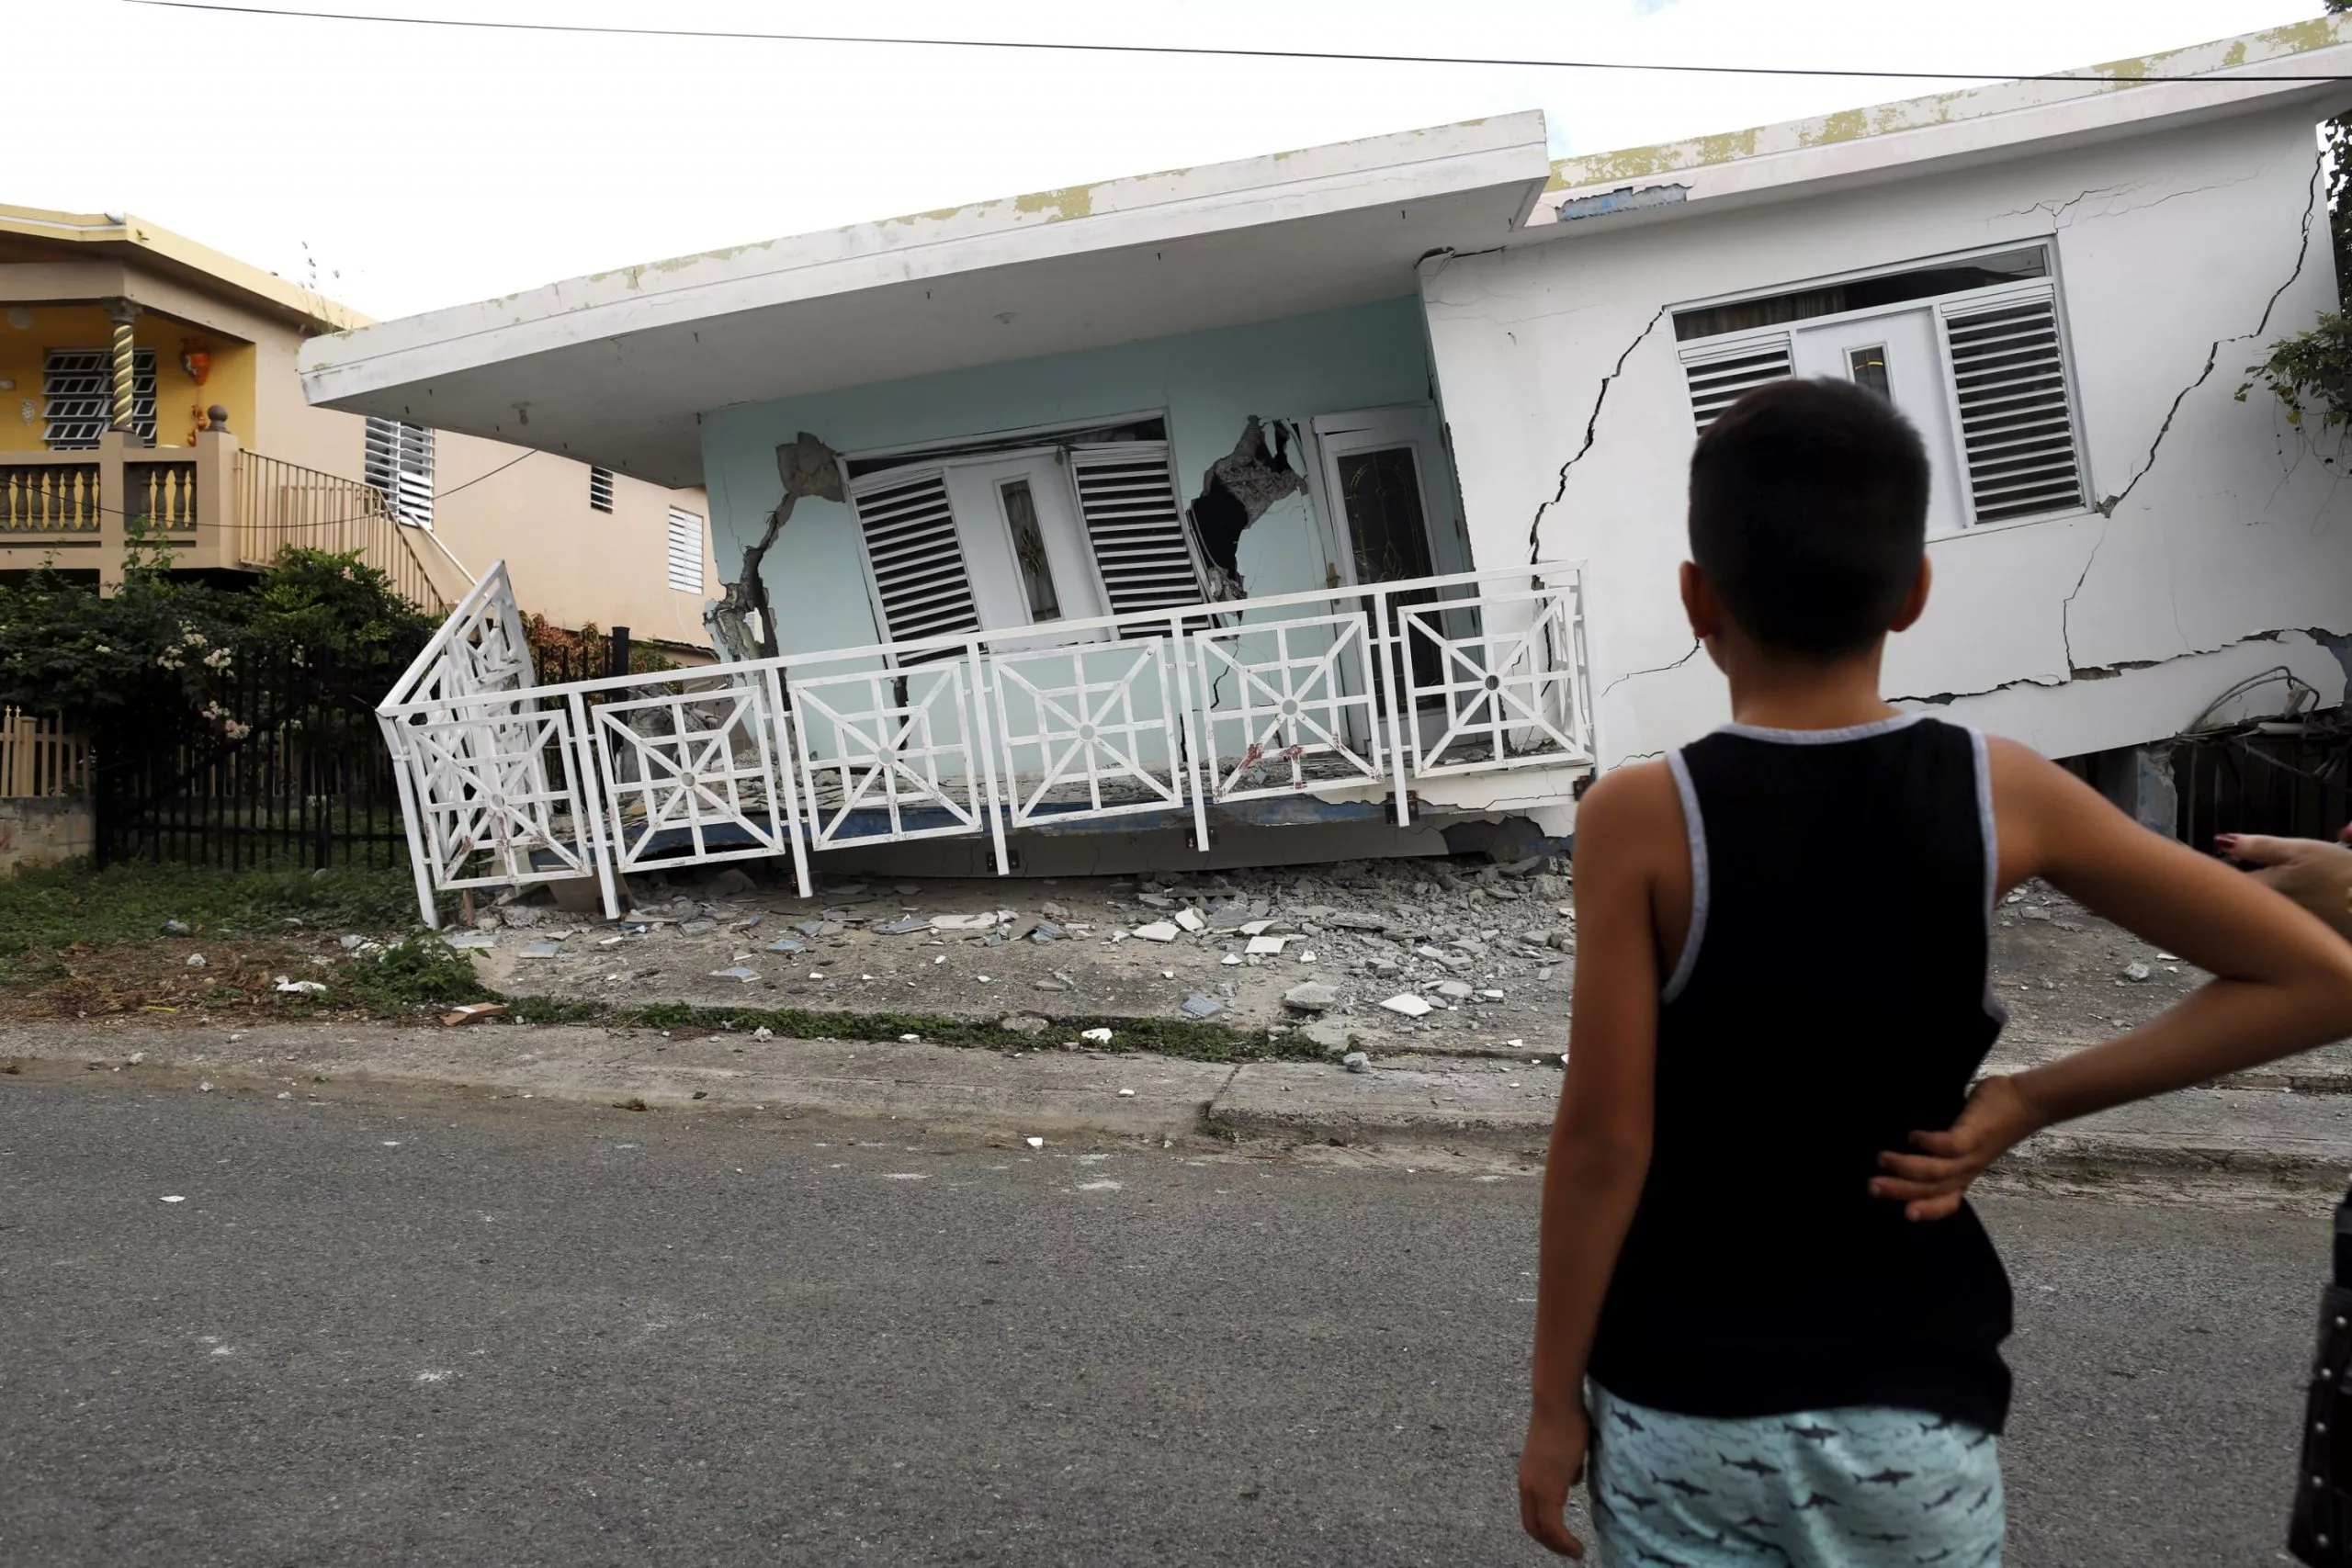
[1791,308,1969,536]
[1310,407,1469,745]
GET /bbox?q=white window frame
[838,411,1206,645]
[1672,240,2095,533]
[665,506,705,595]
[364,416,436,528]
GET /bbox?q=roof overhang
[1523,23,2352,242]
[298,114,1554,489]
[0,205,368,334]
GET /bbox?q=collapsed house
[303,20,2352,922]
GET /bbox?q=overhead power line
[122,1,2352,85]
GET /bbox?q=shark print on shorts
[1587,1383,2003,1568]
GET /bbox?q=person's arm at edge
[1874,738,2352,1220]
[1519,765,1668,1558]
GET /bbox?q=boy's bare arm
[1520,764,1671,1558]
[1874,739,2352,1221]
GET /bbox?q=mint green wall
[698,296,1442,656]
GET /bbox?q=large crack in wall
[1524,304,1672,565]
[709,431,843,661]
[2057,162,2324,672]
[1185,415,1303,600]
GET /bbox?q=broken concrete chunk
[1246,934,1290,956]
[873,918,930,935]
[932,912,1001,932]
[709,965,759,981]
[2122,961,2153,982]
[1136,893,1175,909]
[502,906,548,930]
[1324,912,1388,932]
[1173,908,1207,933]
[1180,994,1226,1019]
[766,937,806,953]
[1132,922,1182,943]
[1379,994,1434,1018]
[1238,919,1273,937]
[1040,901,1070,919]
[1028,922,1065,943]
[185,953,207,968]
[729,915,764,931]
[1283,982,1339,1012]
[1000,1015,1050,1036]
[679,919,718,936]
[1341,1051,1372,1074]
[1433,980,1475,1000]
[446,931,495,950]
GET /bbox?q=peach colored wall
[431,427,715,643]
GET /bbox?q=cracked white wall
[1423,105,2352,772]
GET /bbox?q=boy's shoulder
[1573,757,1683,858]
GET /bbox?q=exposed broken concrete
[1185,415,1304,599]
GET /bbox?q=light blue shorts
[1588,1383,2003,1567]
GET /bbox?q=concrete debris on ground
[425,861,2236,1102]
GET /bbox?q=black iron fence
[95,640,408,870]
[94,627,644,871]
[2176,717,2352,845]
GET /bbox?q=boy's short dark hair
[1688,378,1930,656]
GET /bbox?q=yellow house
[0,205,717,650]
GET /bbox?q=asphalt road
[0,1076,2326,1566]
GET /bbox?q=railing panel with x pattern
[377,561,1594,925]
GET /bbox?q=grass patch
[0,859,425,963]
[334,936,498,1013]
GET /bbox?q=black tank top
[1588,714,2015,1433]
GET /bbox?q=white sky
[13,0,2333,320]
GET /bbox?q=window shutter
[1681,338,1792,431]
[665,508,704,593]
[1941,293,2086,525]
[588,466,615,513]
[1069,442,1203,615]
[849,468,980,644]
[42,348,156,448]
[364,416,435,526]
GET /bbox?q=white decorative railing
[377,561,1594,926]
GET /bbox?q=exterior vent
[850,468,980,646]
[43,348,156,448]
[1942,295,2086,525]
[665,507,703,594]
[1069,442,1204,615]
[364,416,436,527]
[1682,338,1792,431]
[588,466,615,513]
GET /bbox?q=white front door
[1792,308,1969,536]
[940,451,1104,637]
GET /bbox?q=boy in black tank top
[1517,379,2352,1565]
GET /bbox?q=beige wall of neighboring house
[0,205,715,648]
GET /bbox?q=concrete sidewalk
[6,1018,2351,1186]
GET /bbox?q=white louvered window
[1069,442,1204,615]
[1939,295,2086,524]
[1680,338,1793,431]
[43,348,157,448]
[665,507,704,594]
[1670,244,2087,533]
[364,416,435,526]
[589,466,616,513]
[849,469,980,643]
